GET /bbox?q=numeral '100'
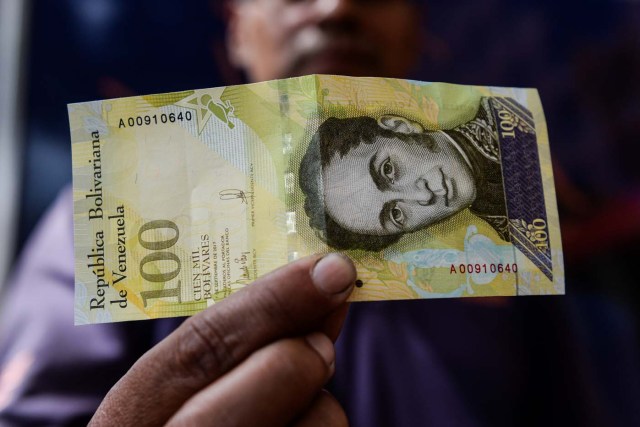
[137,220,182,307]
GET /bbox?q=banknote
[69,75,564,324]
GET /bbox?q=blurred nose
[313,0,358,25]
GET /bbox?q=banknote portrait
[299,97,510,251]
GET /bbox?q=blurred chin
[295,63,377,77]
[291,53,382,77]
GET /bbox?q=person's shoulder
[8,185,74,289]
[26,185,73,259]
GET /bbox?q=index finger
[91,253,356,427]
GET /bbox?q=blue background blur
[12,0,640,350]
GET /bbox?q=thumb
[91,253,356,427]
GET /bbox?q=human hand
[90,253,356,426]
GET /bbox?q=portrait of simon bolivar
[299,97,511,251]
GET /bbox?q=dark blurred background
[1,0,639,395]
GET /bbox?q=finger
[166,333,336,427]
[322,303,351,342]
[293,390,349,427]
[91,253,356,427]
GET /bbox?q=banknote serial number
[449,263,518,274]
[118,112,193,128]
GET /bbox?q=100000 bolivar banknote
[69,75,564,324]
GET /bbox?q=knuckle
[261,283,294,319]
[252,283,298,330]
[261,339,328,389]
[172,314,238,382]
[320,391,349,427]
[293,390,349,427]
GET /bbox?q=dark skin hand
[90,253,356,426]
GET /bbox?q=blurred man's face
[227,0,421,81]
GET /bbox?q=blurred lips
[290,34,379,76]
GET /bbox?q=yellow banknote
[69,75,564,324]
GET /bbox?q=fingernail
[311,253,356,295]
[306,332,335,367]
